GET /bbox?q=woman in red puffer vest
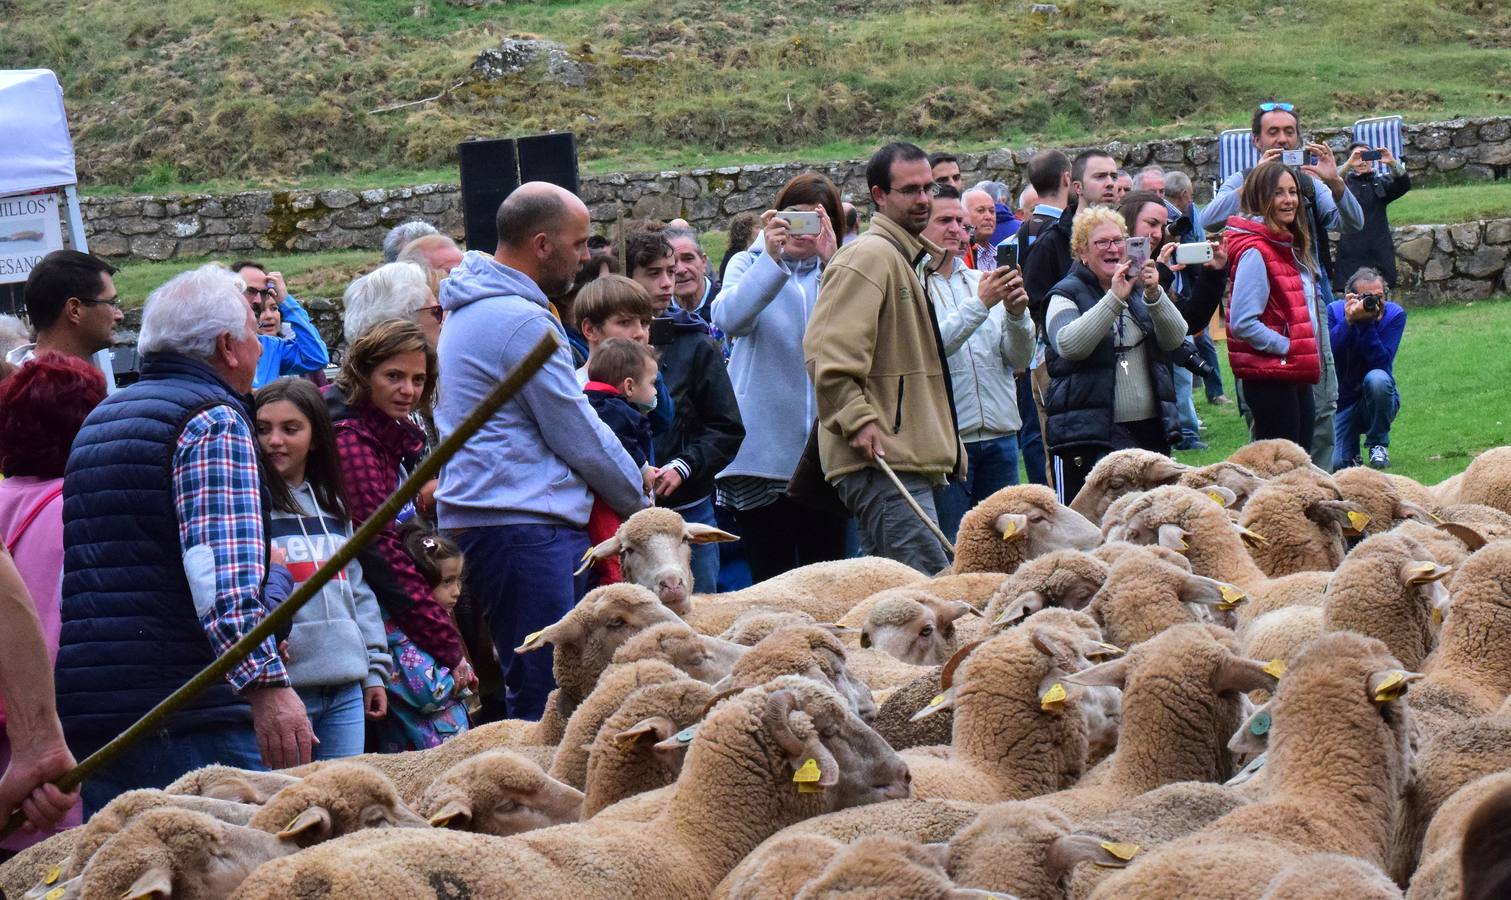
[1223,160,1323,451]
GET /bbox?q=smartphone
[784,210,821,236]
[995,242,1019,270]
[1174,242,1214,265]
[1281,149,1306,167]
[1125,236,1150,269]
[649,317,677,347]
[1361,149,1383,162]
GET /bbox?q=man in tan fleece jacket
[803,142,964,574]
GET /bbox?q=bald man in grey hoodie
[435,183,648,721]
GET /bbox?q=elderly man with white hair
[56,264,315,815]
[381,220,439,264]
[342,261,441,347]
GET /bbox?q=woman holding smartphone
[710,173,848,581]
[1222,159,1322,450]
[1042,205,1187,505]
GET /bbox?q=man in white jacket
[922,186,1036,541]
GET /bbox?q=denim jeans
[1015,371,1048,486]
[1333,369,1400,468]
[1195,332,1225,401]
[297,682,366,761]
[453,524,590,721]
[82,722,263,816]
[714,502,752,591]
[677,496,721,594]
[1173,366,1201,446]
[933,434,1020,543]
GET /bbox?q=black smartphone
[649,317,677,347]
[995,242,1019,270]
[1361,149,1383,162]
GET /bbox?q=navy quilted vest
[56,353,265,757]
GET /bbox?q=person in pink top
[0,353,106,852]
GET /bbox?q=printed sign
[0,191,64,284]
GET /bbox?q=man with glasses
[1204,100,1365,471]
[804,142,962,573]
[232,261,330,390]
[7,251,123,377]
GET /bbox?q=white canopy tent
[0,68,115,390]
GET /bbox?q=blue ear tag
[1250,710,1272,736]
[675,727,696,744]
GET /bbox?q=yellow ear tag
[44,866,61,886]
[1100,840,1139,861]
[1346,511,1371,532]
[1001,519,1020,540]
[928,693,946,707]
[1432,607,1444,626]
[521,629,545,647]
[1206,490,1226,505]
[1089,641,1124,659]
[1041,682,1068,711]
[1263,658,1287,679]
[46,889,66,900]
[1373,671,1408,703]
[1217,584,1246,610]
[1240,528,1269,547]
[794,757,825,793]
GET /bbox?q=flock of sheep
[3,438,1511,899]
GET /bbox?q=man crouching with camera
[1328,267,1406,470]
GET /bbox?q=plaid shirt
[173,405,287,692]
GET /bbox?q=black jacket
[1021,207,1075,332]
[1158,262,1229,337]
[651,306,745,507]
[1334,169,1411,290]
[586,388,653,468]
[1042,264,1181,456]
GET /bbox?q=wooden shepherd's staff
[0,332,560,841]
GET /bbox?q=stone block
[1463,164,1497,181]
[1484,220,1511,245]
[141,201,165,217]
[1481,120,1511,142]
[118,218,160,236]
[199,200,225,218]
[317,189,360,209]
[334,208,381,229]
[291,194,318,212]
[1441,278,1495,300]
[110,200,142,217]
[1457,245,1508,279]
[1422,255,1453,281]
[1475,141,1511,166]
[676,176,700,200]
[175,237,220,256]
[1448,223,1480,251]
[171,218,201,238]
[1452,126,1479,148]
[89,233,130,256]
[631,193,681,220]
[688,195,720,222]
[201,219,239,236]
[295,215,332,232]
[129,236,177,261]
[1153,141,1185,164]
[1430,150,1466,171]
[1393,230,1434,266]
[1414,128,1451,151]
[724,190,768,213]
[985,149,1014,169]
[360,189,387,204]
[227,234,254,250]
[419,195,451,215]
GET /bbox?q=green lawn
[1389,181,1511,226]
[1172,297,1511,484]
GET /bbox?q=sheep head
[1069,449,1188,524]
[1237,469,1364,577]
[1334,466,1439,536]
[418,751,584,837]
[860,588,979,666]
[576,507,738,613]
[1083,547,1246,648]
[77,808,295,900]
[1104,485,1259,582]
[719,609,819,646]
[1323,533,1453,670]
[1179,460,1264,511]
[516,583,683,711]
[1226,438,1317,478]
[985,550,1109,629]
[611,620,745,685]
[954,485,1102,574]
[248,763,429,848]
[793,835,961,898]
[719,625,877,721]
[583,678,717,816]
[948,801,1134,898]
[163,765,300,804]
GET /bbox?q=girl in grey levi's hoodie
[255,377,392,761]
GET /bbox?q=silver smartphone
[1174,242,1214,265]
[784,210,821,236]
[1281,149,1306,167]
[1125,236,1150,269]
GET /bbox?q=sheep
[230,676,912,900]
[548,658,693,790]
[1086,632,1420,898]
[715,831,845,900]
[1082,547,1246,649]
[1455,446,1511,515]
[1239,605,1326,674]
[791,834,973,899]
[1392,709,1511,884]
[1406,769,1511,900]
[581,677,717,817]
[1237,468,1366,577]
[575,506,741,613]
[720,609,819,645]
[417,751,584,836]
[1258,853,1404,899]
[1430,471,1464,507]
[900,613,1102,802]
[1068,449,1189,523]
[245,762,431,846]
[1321,532,1452,670]
[715,625,877,720]
[871,668,955,750]
[981,550,1109,628]
[1438,502,1511,541]
[1386,473,1442,515]
[1179,460,1266,512]
[76,807,297,900]
[1334,465,1437,535]
[923,571,1021,608]
[1457,774,1511,900]
[856,588,980,665]
[1408,541,1511,739]
[610,619,747,685]
[685,556,930,634]
[1226,438,1318,478]
[951,485,1103,575]
[1039,624,1276,823]
[1390,519,1476,567]
[163,765,301,803]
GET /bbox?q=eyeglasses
[887,182,940,199]
[1091,238,1127,251]
[418,305,444,324]
[244,286,277,301]
[1258,101,1295,112]
[77,295,122,308]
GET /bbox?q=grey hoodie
[268,482,390,689]
[435,251,647,529]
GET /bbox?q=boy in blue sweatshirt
[235,261,330,389]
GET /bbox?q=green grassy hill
[3,0,1507,193]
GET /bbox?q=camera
[1361,293,1383,313]
[1281,149,1306,167]
[1172,340,1217,380]
[784,210,821,236]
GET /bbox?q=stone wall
[81,115,1511,261]
[1392,218,1511,304]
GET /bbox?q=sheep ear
[992,590,1046,627]
[1368,669,1424,705]
[1029,627,1076,670]
[1396,499,1440,524]
[1046,833,1137,877]
[1199,484,1238,508]
[1146,457,1188,485]
[515,617,581,654]
[120,865,174,899]
[1228,700,1274,755]
[1308,499,1369,535]
[1063,657,1129,689]
[277,806,334,842]
[1436,521,1487,552]
[1213,656,1278,695]
[615,715,677,752]
[1235,524,1269,548]
[427,798,473,830]
[819,623,858,637]
[1157,523,1190,552]
[939,639,986,690]
[932,599,980,626]
[1179,574,1246,610]
[910,686,957,721]
[684,523,740,545]
[995,513,1030,540]
[573,535,622,576]
[1399,560,1451,587]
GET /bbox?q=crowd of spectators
[0,99,1414,846]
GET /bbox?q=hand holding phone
[994,242,1019,270]
[1360,149,1383,162]
[784,210,821,236]
[1281,149,1306,167]
[1125,236,1150,270]
[1174,242,1213,266]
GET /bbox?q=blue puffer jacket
[56,353,268,756]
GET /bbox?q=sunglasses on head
[1258,101,1295,112]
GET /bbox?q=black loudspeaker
[457,138,520,252]
[517,132,580,196]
